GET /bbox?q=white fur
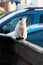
[14,18,27,40]
[7,17,27,39]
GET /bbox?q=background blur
[0,0,43,12]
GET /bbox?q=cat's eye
[19,17,22,20]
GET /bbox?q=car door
[26,30,43,47]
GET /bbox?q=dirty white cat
[14,17,27,40]
[7,17,27,40]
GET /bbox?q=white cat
[7,17,27,40]
[14,17,27,40]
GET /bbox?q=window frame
[39,14,43,23]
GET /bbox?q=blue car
[0,8,43,64]
[0,8,43,47]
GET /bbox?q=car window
[1,16,27,34]
[26,14,34,27]
[26,30,43,47]
[39,14,43,23]
[0,14,34,34]
[1,17,18,33]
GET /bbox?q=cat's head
[22,17,27,22]
[19,17,27,22]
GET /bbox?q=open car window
[26,30,43,47]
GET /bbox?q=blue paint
[27,27,43,34]
[26,30,43,47]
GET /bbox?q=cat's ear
[24,17,27,20]
[24,16,27,19]
[23,17,27,21]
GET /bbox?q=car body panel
[27,24,43,34]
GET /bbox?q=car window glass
[40,14,43,23]
[0,14,34,34]
[1,18,18,33]
[26,30,43,47]
[26,14,34,27]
